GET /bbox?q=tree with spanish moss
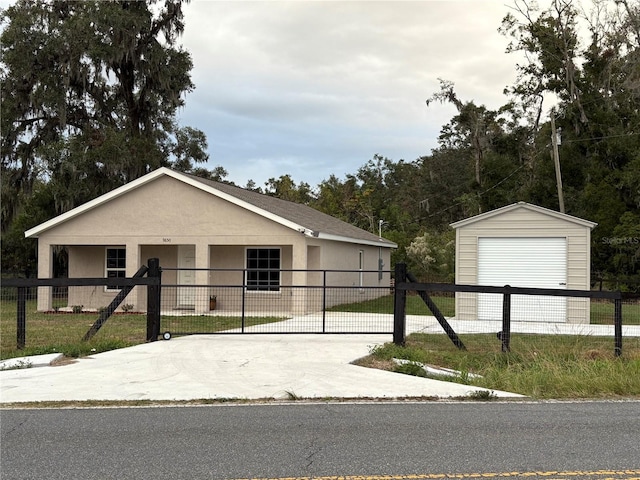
[1,0,210,275]
[1,0,210,230]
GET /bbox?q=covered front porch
[36,241,319,314]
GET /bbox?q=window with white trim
[106,247,126,291]
[359,249,364,287]
[246,248,280,291]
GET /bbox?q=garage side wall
[454,207,592,324]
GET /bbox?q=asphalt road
[2,401,639,480]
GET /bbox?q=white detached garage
[451,202,597,324]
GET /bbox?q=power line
[562,132,640,143]
[426,164,525,218]
[422,129,638,220]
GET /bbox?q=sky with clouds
[0,0,536,189]
[177,1,530,189]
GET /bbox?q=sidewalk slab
[0,353,63,371]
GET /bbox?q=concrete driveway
[0,333,523,403]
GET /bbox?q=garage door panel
[478,237,567,322]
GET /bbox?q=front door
[177,245,196,308]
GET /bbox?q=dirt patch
[352,355,395,371]
[51,356,78,367]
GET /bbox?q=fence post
[322,270,327,333]
[146,258,162,342]
[501,285,512,352]
[17,287,26,349]
[614,296,622,357]
[241,269,247,333]
[393,263,407,346]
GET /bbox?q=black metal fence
[2,260,639,358]
[1,260,161,351]
[393,263,632,357]
[0,262,396,352]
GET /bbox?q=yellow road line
[233,471,640,480]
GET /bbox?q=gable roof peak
[450,202,597,229]
[26,167,397,248]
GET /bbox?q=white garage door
[477,237,567,322]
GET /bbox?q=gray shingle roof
[184,172,395,247]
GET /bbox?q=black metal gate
[158,267,395,337]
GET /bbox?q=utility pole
[550,112,565,213]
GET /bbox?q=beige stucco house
[450,202,596,324]
[26,167,396,314]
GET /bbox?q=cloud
[177,1,524,187]
[0,0,564,189]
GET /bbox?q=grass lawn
[160,314,286,335]
[331,294,640,325]
[328,293,455,317]
[590,299,640,324]
[0,300,285,360]
[357,332,640,399]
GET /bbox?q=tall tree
[427,79,508,189]
[500,0,640,287]
[0,0,208,232]
[500,0,587,134]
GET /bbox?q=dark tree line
[2,0,638,290]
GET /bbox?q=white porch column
[194,241,210,314]
[290,240,308,315]
[125,243,141,310]
[37,241,53,311]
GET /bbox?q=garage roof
[450,202,597,229]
